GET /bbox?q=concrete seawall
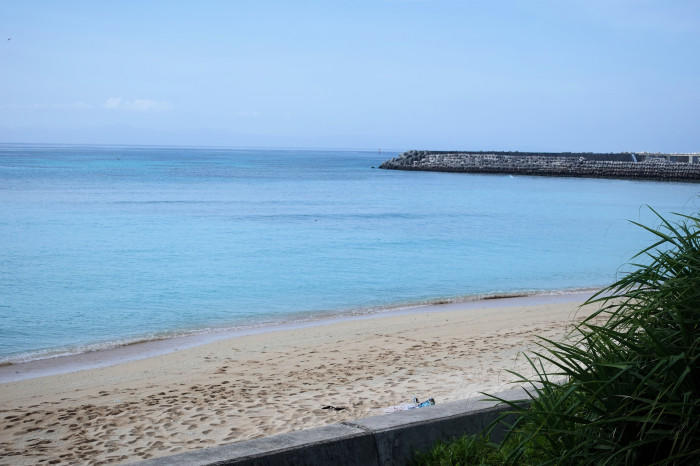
[379,151,700,182]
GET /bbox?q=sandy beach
[0,292,596,465]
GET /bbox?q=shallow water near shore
[1,144,698,362]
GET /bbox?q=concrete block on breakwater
[379,151,700,182]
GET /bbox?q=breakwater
[379,151,700,182]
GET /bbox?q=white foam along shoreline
[0,288,599,383]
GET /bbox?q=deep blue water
[0,144,698,361]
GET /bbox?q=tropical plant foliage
[416,209,700,465]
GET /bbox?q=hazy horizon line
[2,141,697,155]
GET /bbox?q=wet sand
[0,292,595,465]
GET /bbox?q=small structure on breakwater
[379,151,700,182]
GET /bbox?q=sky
[1,0,699,151]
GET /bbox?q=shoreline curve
[0,288,598,383]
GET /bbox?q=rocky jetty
[379,151,700,182]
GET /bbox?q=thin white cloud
[103,97,122,109]
[103,97,171,112]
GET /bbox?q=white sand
[0,292,595,465]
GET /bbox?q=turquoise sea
[1,144,698,362]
